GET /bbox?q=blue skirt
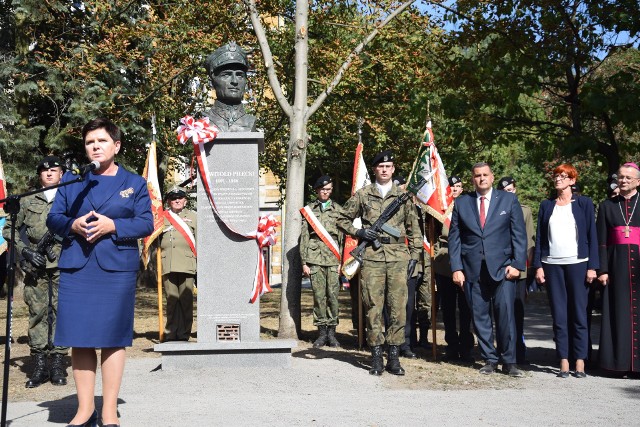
[54,253,137,348]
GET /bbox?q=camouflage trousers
[23,269,68,355]
[163,272,195,341]
[361,260,408,346]
[309,264,340,326]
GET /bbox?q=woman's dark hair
[81,118,123,143]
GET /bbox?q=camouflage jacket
[2,191,61,269]
[300,199,343,267]
[337,183,421,262]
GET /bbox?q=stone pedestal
[154,132,296,368]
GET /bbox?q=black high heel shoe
[66,409,98,427]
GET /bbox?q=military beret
[497,176,515,191]
[37,156,63,173]
[166,186,187,199]
[448,175,461,186]
[205,42,249,74]
[371,150,394,167]
[571,183,581,193]
[313,175,332,189]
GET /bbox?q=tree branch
[243,0,293,118]
[306,0,416,120]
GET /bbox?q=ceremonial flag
[141,140,165,268]
[408,121,453,227]
[341,142,371,277]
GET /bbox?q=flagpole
[429,215,437,360]
[150,113,165,342]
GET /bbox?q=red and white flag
[141,140,165,268]
[409,121,453,227]
[341,142,371,279]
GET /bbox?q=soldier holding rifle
[337,150,422,376]
[3,156,68,388]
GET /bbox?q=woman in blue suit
[534,163,598,379]
[47,118,153,427]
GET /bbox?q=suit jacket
[533,194,599,270]
[449,189,527,282]
[46,166,153,272]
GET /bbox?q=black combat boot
[369,345,384,376]
[49,353,67,386]
[418,322,430,348]
[326,325,341,348]
[313,325,328,348]
[25,353,50,388]
[386,345,406,375]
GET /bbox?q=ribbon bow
[176,115,219,145]
[249,214,280,304]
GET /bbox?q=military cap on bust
[313,175,332,190]
[497,176,515,191]
[371,150,394,167]
[205,42,249,74]
[448,175,461,186]
[36,155,63,173]
[166,186,187,200]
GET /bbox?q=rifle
[342,177,426,279]
[19,231,61,277]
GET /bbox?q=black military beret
[448,175,461,186]
[571,183,581,193]
[497,176,515,191]
[313,175,332,190]
[166,186,187,199]
[371,150,394,167]
[37,156,63,173]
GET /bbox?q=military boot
[49,353,67,386]
[386,345,406,376]
[25,353,50,388]
[326,325,341,348]
[418,322,430,348]
[369,345,384,376]
[313,326,328,348]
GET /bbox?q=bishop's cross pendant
[625,225,630,238]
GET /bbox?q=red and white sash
[300,205,341,261]
[164,210,197,257]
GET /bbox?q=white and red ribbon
[164,210,197,257]
[248,214,280,304]
[300,206,341,261]
[176,115,277,303]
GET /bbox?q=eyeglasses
[553,174,570,181]
[618,175,639,182]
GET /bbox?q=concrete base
[154,340,297,370]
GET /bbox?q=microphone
[71,160,100,176]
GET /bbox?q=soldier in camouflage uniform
[337,150,422,376]
[3,156,68,388]
[300,175,343,348]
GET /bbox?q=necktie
[479,196,486,229]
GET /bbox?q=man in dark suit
[449,162,527,377]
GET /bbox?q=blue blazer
[46,166,153,272]
[533,194,599,270]
[449,189,527,282]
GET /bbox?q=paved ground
[3,291,640,426]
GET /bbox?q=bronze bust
[203,42,257,132]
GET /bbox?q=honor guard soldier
[300,175,343,348]
[159,187,197,341]
[3,156,69,387]
[497,176,535,364]
[337,150,422,375]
